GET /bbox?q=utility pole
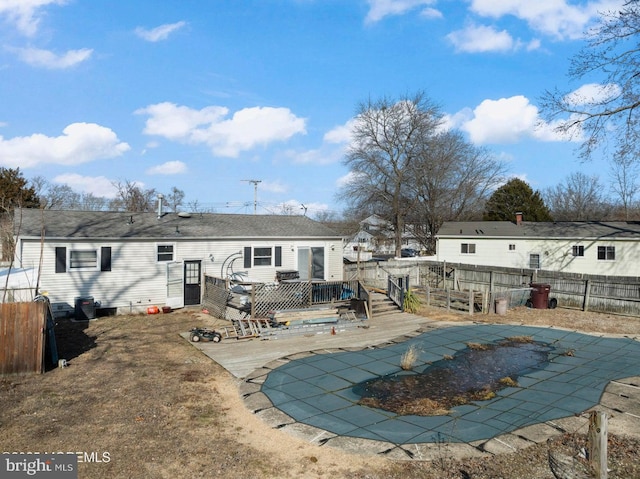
[241,179,261,214]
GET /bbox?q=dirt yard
[1,305,639,478]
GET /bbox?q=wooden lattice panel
[253,282,312,318]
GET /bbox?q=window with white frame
[253,247,272,266]
[55,247,111,273]
[461,243,476,254]
[597,246,615,261]
[69,250,98,269]
[244,246,283,268]
[508,244,516,251]
[572,245,584,257]
[529,253,541,269]
[157,244,174,262]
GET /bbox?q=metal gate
[184,260,202,306]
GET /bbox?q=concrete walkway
[188,313,640,460]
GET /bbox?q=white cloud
[135,21,187,42]
[146,160,187,175]
[420,7,443,19]
[52,173,118,198]
[564,82,621,106]
[323,119,355,144]
[287,146,344,165]
[365,0,439,23]
[0,122,130,168]
[136,102,306,157]
[455,95,573,144]
[468,0,623,40]
[0,0,65,36]
[447,24,517,53]
[10,46,93,69]
[336,171,362,188]
[268,199,328,215]
[260,180,287,194]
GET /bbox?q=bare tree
[544,172,611,220]
[340,91,443,257]
[80,193,109,211]
[109,180,157,212]
[540,2,640,161]
[43,184,82,210]
[609,151,640,219]
[409,131,505,252]
[166,187,185,212]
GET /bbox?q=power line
[241,179,261,214]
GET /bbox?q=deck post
[583,279,591,312]
[588,410,608,479]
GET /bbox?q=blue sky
[0,0,623,217]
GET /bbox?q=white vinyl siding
[436,236,639,276]
[16,237,343,315]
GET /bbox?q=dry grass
[400,343,421,370]
[465,342,492,351]
[504,335,534,343]
[498,376,519,387]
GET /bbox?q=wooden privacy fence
[0,302,47,374]
[346,259,640,316]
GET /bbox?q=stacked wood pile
[268,307,339,325]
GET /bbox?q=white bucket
[495,298,507,315]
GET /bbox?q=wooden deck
[186,311,441,378]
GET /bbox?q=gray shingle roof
[438,221,640,239]
[15,209,342,240]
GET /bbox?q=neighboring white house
[436,216,640,276]
[343,214,422,258]
[13,208,344,316]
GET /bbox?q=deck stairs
[369,291,403,318]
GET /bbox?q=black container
[75,296,96,320]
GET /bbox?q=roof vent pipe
[157,194,164,219]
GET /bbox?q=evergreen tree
[483,178,552,222]
[0,167,40,210]
[0,167,40,261]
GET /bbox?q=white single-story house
[436,215,640,276]
[343,214,423,258]
[13,208,344,317]
[0,266,39,302]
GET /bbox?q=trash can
[530,283,551,309]
[495,298,507,315]
[74,296,96,320]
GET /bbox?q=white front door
[166,262,184,308]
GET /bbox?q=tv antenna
[241,179,262,214]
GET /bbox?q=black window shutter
[275,246,282,267]
[55,247,66,273]
[101,247,112,271]
[244,247,252,268]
